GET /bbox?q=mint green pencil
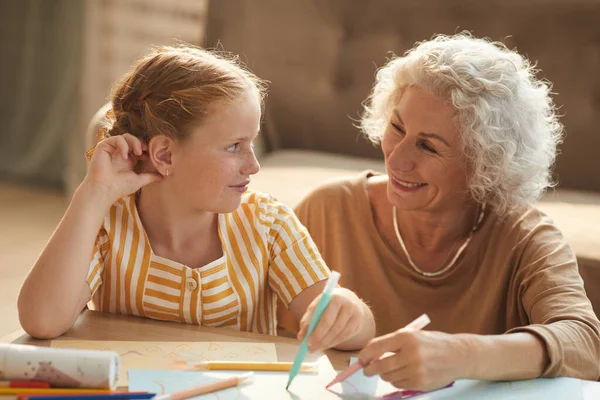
[286,271,341,390]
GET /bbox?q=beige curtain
[0,0,83,189]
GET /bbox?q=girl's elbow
[20,321,65,340]
[17,298,70,339]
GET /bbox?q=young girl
[18,46,375,352]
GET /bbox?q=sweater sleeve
[506,214,600,380]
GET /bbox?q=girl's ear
[147,135,173,176]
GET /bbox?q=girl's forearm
[18,183,112,338]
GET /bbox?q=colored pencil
[17,392,149,400]
[286,271,341,390]
[23,392,154,400]
[152,373,253,400]
[0,381,51,388]
[325,314,431,388]
[0,388,112,396]
[381,381,455,399]
[189,361,317,372]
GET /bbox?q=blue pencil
[25,393,156,400]
[286,271,341,390]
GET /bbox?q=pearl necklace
[392,203,486,277]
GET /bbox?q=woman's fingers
[379,365,410,386]
[364,352,407,378]
[358,330,460,392]
[359,331,406,366]
[390,378,411,390]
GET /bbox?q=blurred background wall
[0,0,208,192]
[0,0,599,339]
[1,0,599,194]
[0,0,208,338]
[206,0,600,193]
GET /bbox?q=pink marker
[325,314,431,389]
[381,381,454,399]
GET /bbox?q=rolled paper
[0,344,119,390]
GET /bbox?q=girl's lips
[229,181,250,193]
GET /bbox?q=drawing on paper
[51,341,278,386]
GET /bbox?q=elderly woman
[294,33,600,390]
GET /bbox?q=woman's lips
[390,176,427,192]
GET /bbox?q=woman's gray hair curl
[361,33,563,214]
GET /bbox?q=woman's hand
[83,134,163,204]
[359,330,471,391]
[297,288,365,352]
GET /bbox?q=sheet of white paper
[421,378,584,400]
[129,356,396,399]
[346,357,584,400]
[129,355,584,400]
[330,358,398,398]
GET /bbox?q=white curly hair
[360,33,563,214]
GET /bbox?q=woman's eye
[226,143,240,152]
[421,141,437,154]
[391,122,405,134]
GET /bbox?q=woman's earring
[165,169,170,178]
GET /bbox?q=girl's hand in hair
[83,133,163,205]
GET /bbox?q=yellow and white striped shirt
[86,191,330,335]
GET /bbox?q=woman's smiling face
[382,85,471,212]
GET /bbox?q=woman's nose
[388,141,417,172]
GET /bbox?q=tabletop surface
[10,310,355,370]
[7,310,600,399]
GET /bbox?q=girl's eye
[226,143,240,152]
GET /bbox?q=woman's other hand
[359,330,471,391]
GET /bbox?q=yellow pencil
[0,388,112,395]
[189,361,318,372]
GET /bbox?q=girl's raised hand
[84,133,163,204]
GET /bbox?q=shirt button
[186,277,198,291]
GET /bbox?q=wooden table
[6,310,600,399]
[9,310,356,370]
